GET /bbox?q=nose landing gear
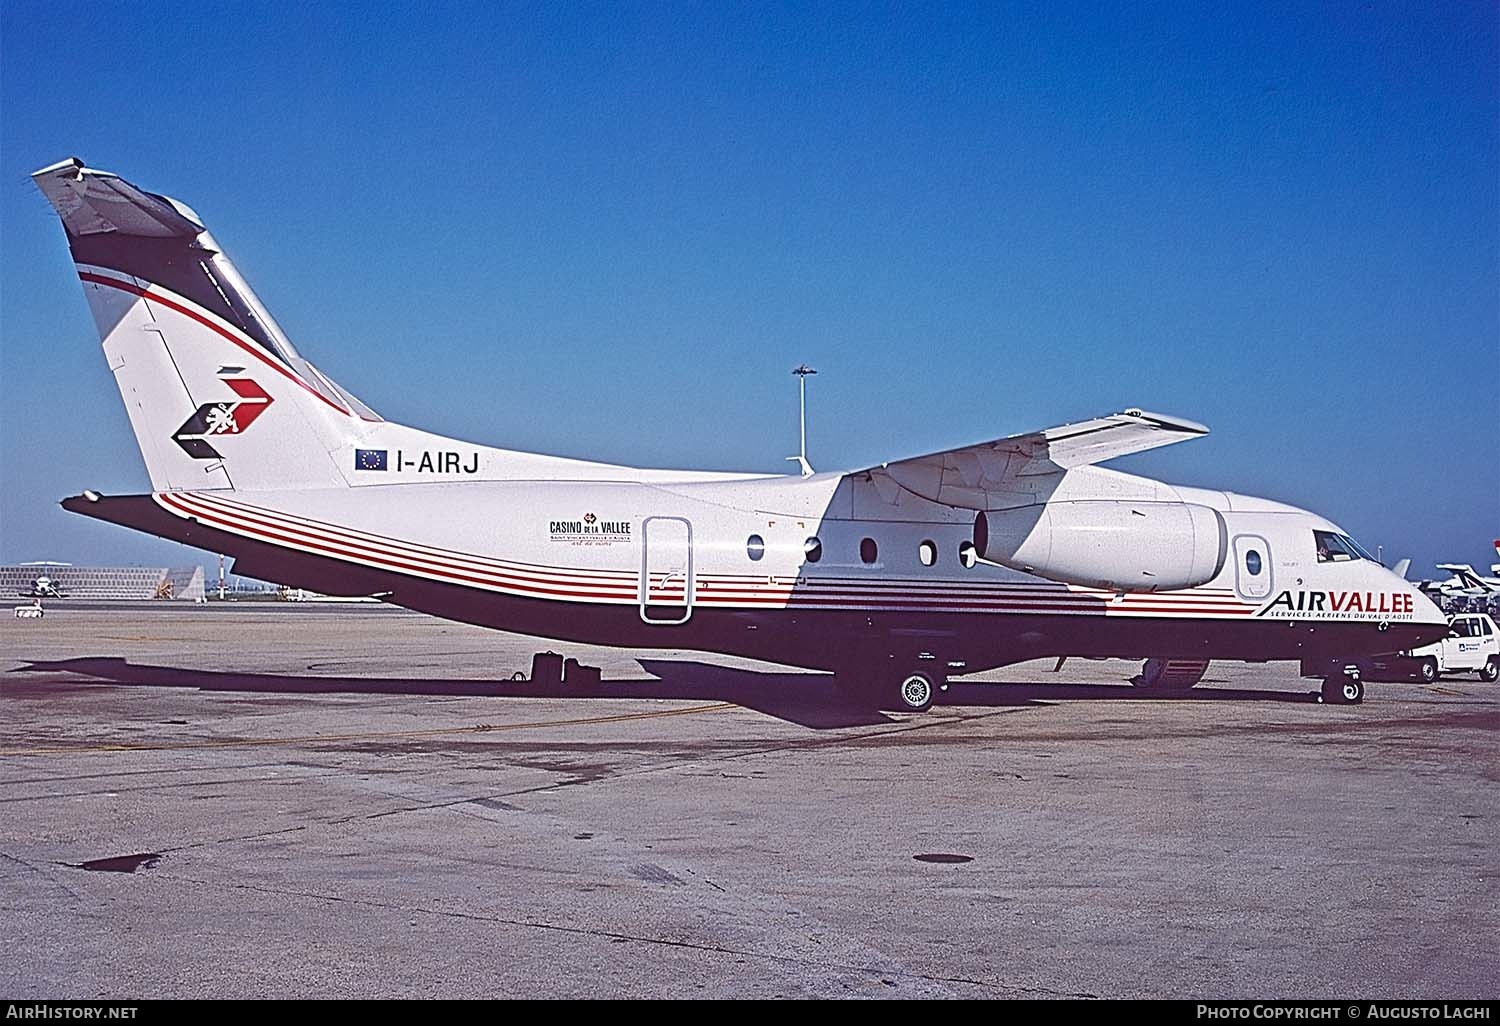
[1319,665,1365,705]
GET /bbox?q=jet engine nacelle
[974,500,1228,592]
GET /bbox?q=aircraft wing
[859,408,1208,510]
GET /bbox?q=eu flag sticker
[355,448,388,471]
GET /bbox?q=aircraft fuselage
[65,465,1443,676]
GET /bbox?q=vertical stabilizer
[33,158,375,492]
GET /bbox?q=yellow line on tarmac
[0,702,737,757]
[98,636,196,642]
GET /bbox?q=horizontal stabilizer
[33,158,204,239]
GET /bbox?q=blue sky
[2,2,1496,577]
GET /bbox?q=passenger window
[1245,550,1262,576]
[803,537,822,563]
[746,534,765,561]
[1484,620,1494,637]
[860,538,878,564]
[918,540,937,567]
[958,541,978,569]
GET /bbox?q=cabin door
[1232,535,1274,601]
[640,516,694,624]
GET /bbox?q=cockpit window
[1314,530,1373,564]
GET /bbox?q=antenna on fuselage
[787,364,817,478]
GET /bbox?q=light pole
[787,364,816,477]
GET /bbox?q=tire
[897,671,936,713]
[1321,675,1364,705]
[1480,657,1498,683]
[1418,658,1438,684]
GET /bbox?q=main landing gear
[835,661,949,714]
[896,670,937,713]
[889,655,966,713]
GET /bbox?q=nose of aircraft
[1401,572,1450,645]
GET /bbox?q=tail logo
[173,377,274,459]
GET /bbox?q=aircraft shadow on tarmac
[8,656,1318,730]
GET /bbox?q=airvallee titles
[32,158,1446,711]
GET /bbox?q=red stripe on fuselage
[194,491,1249,607]
[159,492,635,602]
[158,492,1256,615]
[192,491,639,585]
[186,493,1243,610]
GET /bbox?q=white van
[1407,613,1499,682]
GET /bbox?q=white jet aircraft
[20,575,66,599]
[1432,562,1500,597]
[1400,545,1500,608]
[32,158,1448,710]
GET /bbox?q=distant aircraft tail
[1436,563,1498,594]
[1392,558,1411,580]
[32,158,537,493]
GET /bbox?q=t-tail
[32,158,533,493]
[1436,564,1499,594]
